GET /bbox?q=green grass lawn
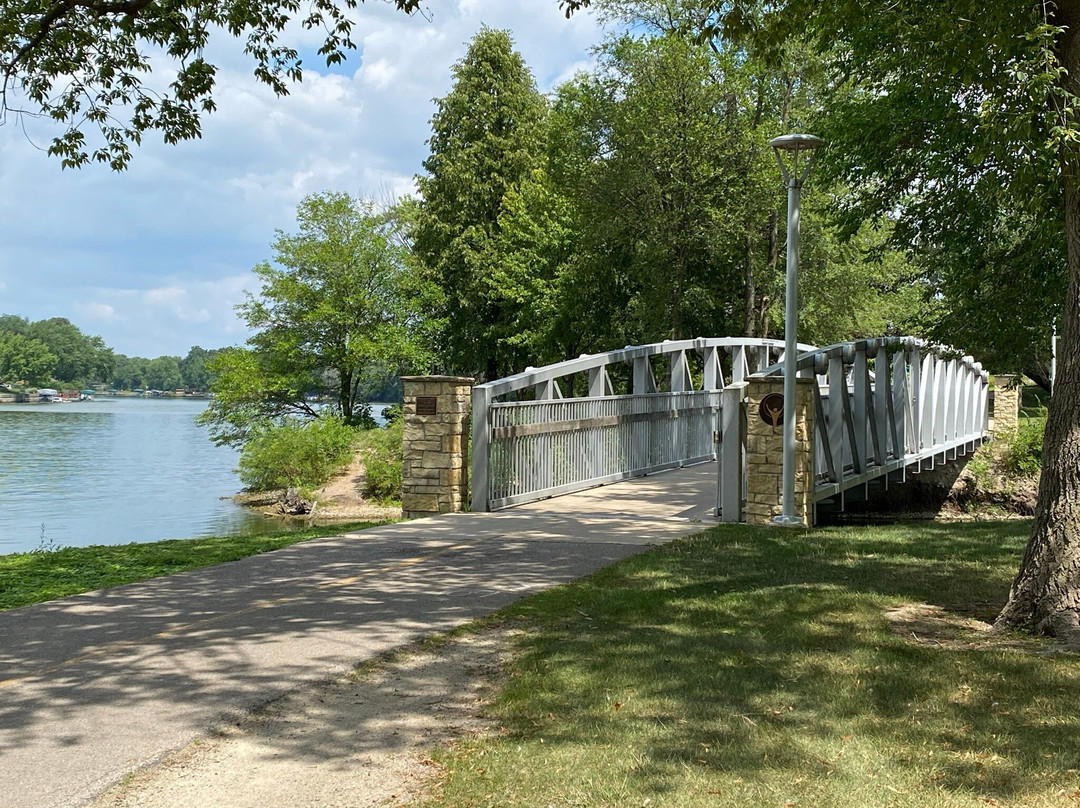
[0,521,385,611]
[427,520,1079,808]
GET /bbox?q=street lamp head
[770,133,825,153]
[770,133,824,185]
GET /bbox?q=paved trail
[0,464,717,808]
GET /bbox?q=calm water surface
[0,398,377,555]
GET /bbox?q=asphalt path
[0,463,718,808]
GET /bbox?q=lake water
[0,398,390,555]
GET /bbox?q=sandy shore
[235,452,402,524]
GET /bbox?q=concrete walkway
[0,463,718,808]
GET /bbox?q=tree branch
[5,0,157,78]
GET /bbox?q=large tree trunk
[995,1,1080,644]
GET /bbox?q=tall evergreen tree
[413,28,549,380]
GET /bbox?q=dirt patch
[92,630,513,808]
[943,468,1039,519]
[234,453,401,523]
[885,603,1060,653]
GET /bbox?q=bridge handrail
[476,337,817,399]
[471,336,818,511]
[754,336,989,381]
[469,334,992,520]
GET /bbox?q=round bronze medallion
[758,392,784,426]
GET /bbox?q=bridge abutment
[401,375,474,519]
[745,376,816,528]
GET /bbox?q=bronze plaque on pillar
[416,396,438,415]
[758,393,784,426]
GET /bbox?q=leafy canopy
[568,1,1065,377]
[0,331,57,386]
[0,314,114,384]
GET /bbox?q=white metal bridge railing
[470,337,814,512]
[469,335,990,517]
[753,337,991,507]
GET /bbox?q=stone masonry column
[991,374,1020,435]
[744,376,816,527]
[401,376,473,519]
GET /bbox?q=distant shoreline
[0,393,213,404]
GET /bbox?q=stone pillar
[992,374,1020,435]
[401,376,473,519]
[744,376,816,527]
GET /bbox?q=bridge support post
[745,376,816,527]
[401,376,474,519]
[719,382,748,522]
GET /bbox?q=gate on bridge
[469,336,991,521]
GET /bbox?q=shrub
[356,421,403,501]
[238,415,357,492]
[380,403,403,425]
[1002,417,1045,476]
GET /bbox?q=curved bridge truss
[751,337,990,510]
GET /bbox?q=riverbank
[0,521,387,611]
[233,450,402,523]
[0,397,280,554]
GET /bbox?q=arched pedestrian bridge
[469,337,990,525]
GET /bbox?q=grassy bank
[429,520,1080,808]
[0,521,386,611]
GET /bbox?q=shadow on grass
[491,520,1079,805]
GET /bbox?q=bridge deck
[512,460,718,523]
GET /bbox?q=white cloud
[143,287,186,306]
[63,275,254,357]
[74,302,118,322]
[550,58,595,89]
[361,58,397,90]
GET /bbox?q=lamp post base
[771,514,804,528]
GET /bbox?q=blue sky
[0,1,606,358]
